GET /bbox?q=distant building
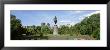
[22,25,36,29]
[41,23,45,26]
[47,23,51,29]
[67,24,71,27]
[47,23,50,27]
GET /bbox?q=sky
[10,10,100,27]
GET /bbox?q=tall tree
[11,14,23,40]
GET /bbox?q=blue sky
[10,10,99,27]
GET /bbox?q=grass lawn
[43,34,95,40]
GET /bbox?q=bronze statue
[53,16,57,24]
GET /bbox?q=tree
[11,14,23,40]
[71,13,100,39]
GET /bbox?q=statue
[53,16,58,35]
[53,16,57,24]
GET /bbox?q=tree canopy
[11,13,100,40]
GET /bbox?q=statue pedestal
[53,25,58,35]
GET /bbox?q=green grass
[22,34,96,40]
[43,34,95,40]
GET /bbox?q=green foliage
[92,28,100,39]
[11,13,100,40]
[72,13,100,39]
[58,13,100,39]
[58,25,70,35]
[11,14,23,40]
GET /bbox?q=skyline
[10,10,100,27]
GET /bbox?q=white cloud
[60,20,71,23]
[67,11,83,15]
[78,11,100,21]
[70,22,76,26]
[74,11,82,13]
[85,11,100,17]
[78,16,85,20]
